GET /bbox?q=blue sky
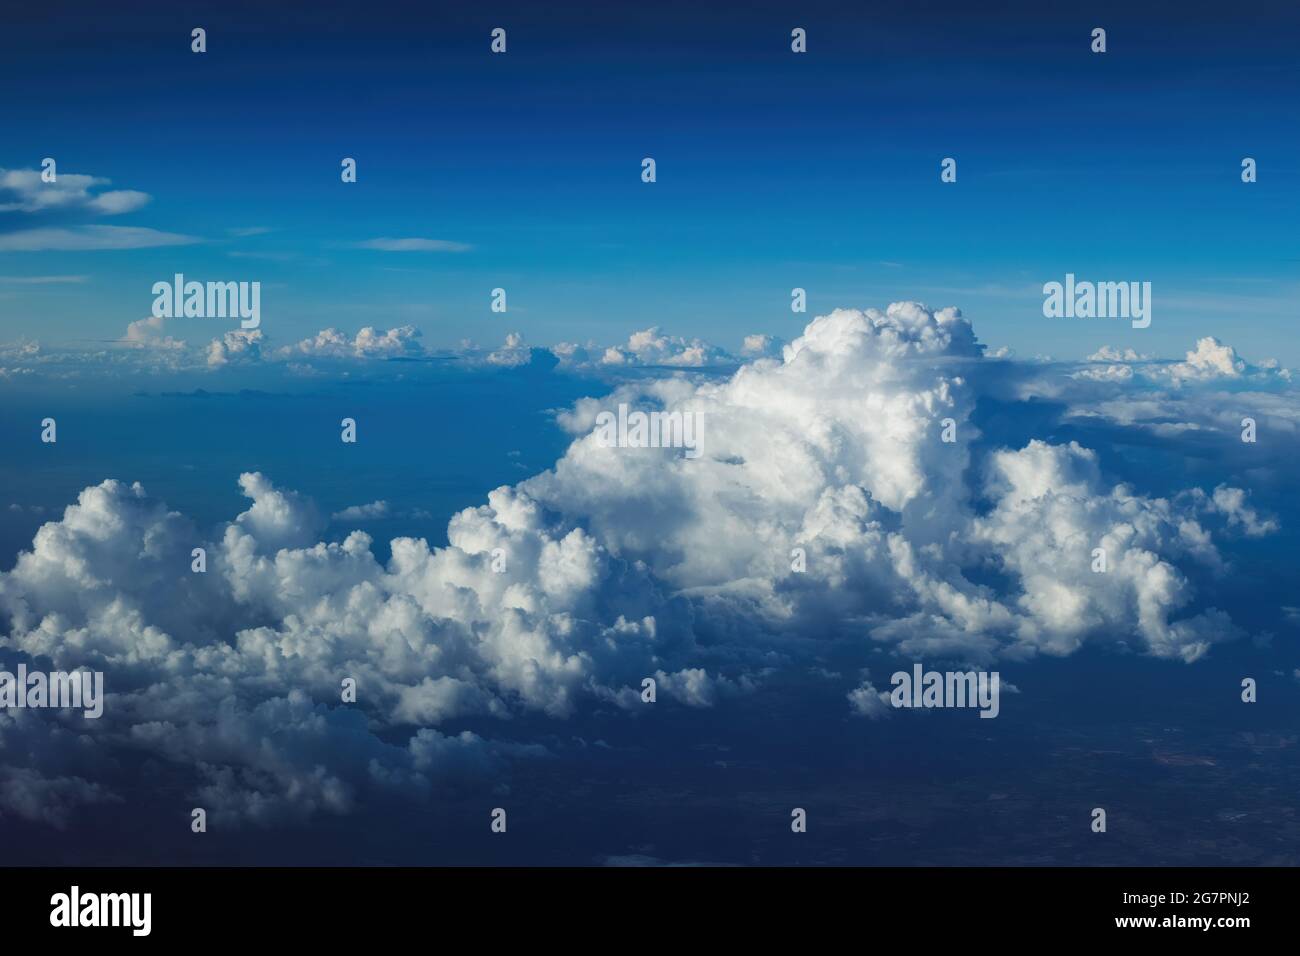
[1,2,1299,866]
[2,0,1297,361]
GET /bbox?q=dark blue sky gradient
[2,0,1297,359]
[1,3,1299,866]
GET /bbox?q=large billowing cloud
[0,303,1285,826]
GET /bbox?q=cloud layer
[0,303,1286,827]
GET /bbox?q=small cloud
[1087,345,1146,362]
[847,673,891,719]
[595,327,734,368]
[86,190,150,215]
[280,326,424,359]
[1166,337,1245,383]
[122,315,186,350]
[0,167,150,216]
[206,329,263,367]
[488,332,531,367]
[741,333,784,358]
[331,500,391,522]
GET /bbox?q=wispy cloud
[0,167,150,216]
[0,226,202,251]
[227,250,314,263]
[0,274,88,284]
[354,237,472,252]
